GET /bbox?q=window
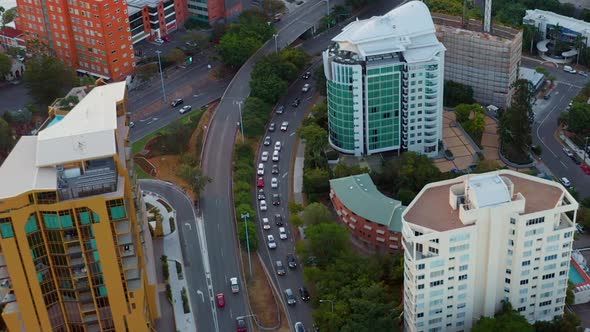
[539,300,552,307]
[417,264,425,270]
[459,275,468,281]
[520,279,529,285]
[542,273,555,280]
[430,280,444,287]
[526,217,545,226]
[522,260,531,266]
[544,254,558,262]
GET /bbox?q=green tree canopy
[301,203,333,226]
[306,222,350,266]
[280,48,308,70]
[238,220,258,251]
[444,80,475,107]
[500,79,534,158]
[303,167,330,201]
[23,55,77,106]
[242,96,272,138]
[166,48,186,65]
[1,7,16,27]
[566,102,590,135]
[0,117,14,155]
[472,301,534,332]
[177,165,212,196]
[250,73,288,104]
[0,53,11,79]
[218,34,262,68]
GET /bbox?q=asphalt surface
[527,58,590,197]
[138,180,218,332]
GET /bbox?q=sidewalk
[293,140,306,206]
[143,193,196,332]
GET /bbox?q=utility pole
[273,34,279,54]
[236,100,244,142]
[156,50,167,102]
[241,213,253,279]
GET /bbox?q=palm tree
[574,34,586,65]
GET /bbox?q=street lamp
[155,50,167,102]
[241,213,253,279]
[326,0,330,16]
[236,100,244,142]
[319,299,334,312]
[273,34,279,54]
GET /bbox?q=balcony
[115,220,130,234]
[555,213,575,231]
[57,158,118,201]
[122,256,138,270]
[118,233,133,245]
[425,81,438,87]
[426,73,438,79]
[80,302,95,313]
[425,102,437,108]
[425,94,437,100]
[425,89,437,95]
[425,64,438,71]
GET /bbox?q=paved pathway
[434,112,478,172]
[144,192,196,332]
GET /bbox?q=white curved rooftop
[332,1,444,61]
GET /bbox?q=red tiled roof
[0,27,24,39]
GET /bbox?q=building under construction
[432,13,523,108]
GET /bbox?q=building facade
[322,1,445,157]
[433,14,522,109]
[0,81,159,331]
[402,170,578,332]
[187,0,242,25]
[15,0,135,81]
[0,27,25,50]
[329,174,404,254]
[128,0,189,44]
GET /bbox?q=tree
[0,118,13,155]
[454,103,478,123]
[262,0,286,17]
[250,74,288,104]
[301,203,333,226]
[396,151,441,193]
[177,165,212,196]
[25,39,52,58]
[218,33,261,68]
[444,80,475,107]
[500,79,534,160]
[238,220,259,251]
[280,48,308,70]
[0,53,11,79]
[311,101,328,129]
[315,64,327,96]
[566,102,590,135]
[303,167,330,199]
[166,48,186,65]
[182,30,210,50]
[474,159,503,173]
[305,222,349,266]
[242,97,272,138]
[23,56,77,105]
[1,7,16,28]
[136,63,158,82]
[472,301,534,332]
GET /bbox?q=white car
[280,121,289,131]
[154,38,164,44]
[267,235,277,249]
[564,65,576,74]
[257,163,264,176]
[561,177,572,188]
[261,151,269,162]
[179,105,192,114]
[274,141,281,151]
[260,200,268,211]
[262,218,271,230]
[279,227,287,240]
[563,148,574,157]
[302,83,310,92]
[271,177,278,188]
[272,150,280,162]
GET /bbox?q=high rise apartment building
[128,0,189,43]
[322,1,445,157]
[402,170,578,332]
[16,0,135,81]
[187,0,241,24]
[0,81,159,331]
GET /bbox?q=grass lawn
[134,164,153,179]
[131,111,203,155]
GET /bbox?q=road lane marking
[560,160,568,168]
[282,172,288,178]
[185,222,192,230]
[290,132,295,136]
[196,290,204,302]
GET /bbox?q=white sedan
[271,177,278,188]
[262,218,271,230]
[267,235,277,249]
[260,200,267,211]
[274,141,281,151]
[261,151,269,162]
[279,227,287,240]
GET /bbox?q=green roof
[330,173,405,232]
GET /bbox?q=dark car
[571,155,582,165]
[263,136,272,146]
[272,164,280,174]
[236,317,247,332]
[258,189,266,201]
[276,260,286,276]
[285,288,296,305]
[268,122,276,132]
[171,98,184,107]
[543,94,551,100]
[274,214,283,226]
[291,98,301,107]
[276,105,285,114]
[302,71,311,79]
[299,287,310,301]
[272,194,281,206]
[287,254,297,269]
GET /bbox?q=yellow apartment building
[0,81,159,331]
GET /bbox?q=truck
[230,277,239,293]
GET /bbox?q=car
[273,13,283,21]
[291,98,301,107]
[271,177,278,188]
[262,218,271,230]
[257,163,265,175]
[257,177,264,188]
[577,224,585,234]
[563,148,574,157]
[261,151,269,162]
[216,293,225,307]
[272,150,280,162]
[272,193,281,206]
[231,277,239,293]
[276,260,286,275]
[236,317,247,332]
[171,98,184,107]
[295,322,306,332]
[302,83,311,92]
[129,121,135,128]
[580,71,589,77]
[571,155,582,165]
[284,288,296,305]
[299,287,310,301]
[258,189,266,200]
[272,164,280,174]
[16,55,25,62]
[274,141,282,151]
[179,105,192,114]
[564,65,577,74]
[267,235,277,249]
[543,93,551,100]
[279,227,287,240]
[259,200,267,211]
[274,214,284,226]
[263,136,272,146]
[276,105,285,114]
[185,41,197,47]
[302,71,311,79]
[582,164,590,175]
[154,38,164,44]
[561,177,572,188]
[280,121,289,131]
[268,123,276,132]
[162,36,171,42]
[287,254,297,269]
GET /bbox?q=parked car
[291,98,301,107]
[261,151,269,162]
[171,98,184,107]
[216,293,225,307]
[264,136,272,146]
[268,122,276,132]
[571,155,582,165]
[582,164,590,175]
[262,218,271,230]
[259,200,267,211]
[185,41,197,47]
[276,105,285,114]
[279,227,287,240]
[276,260,286,275]
[579,71,589,77]
[299,287,310,301]
[236,317,247,332]
[272,150,280,162]
[257,163,264,175]
[129,121,135,128]
[280,121,289,131]
[272,164,280,174]
[564,65,577,74]
[230,277,239,293]
[162,36,171,42]
[561,177,572,188]
[179,105,192,114]
[563,147,574,157]
[267,235,277,249]
[272,193,281,206]
[302,71,311,79]
[274,214,283,226]
[543,93,551,100]
[271,177,278,188]
[287,254,297,269]
[284,288,296,305]
[258,189,266,200]
[154,38,164,44]
[295,322,305,332]
[257,177,264,188]
[274,141,281,151]
[302,83,311,92]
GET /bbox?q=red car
[236,317,247,332]
[216,293,225,308]
[162,36,171,42]
[582,164,590,175]
[257,177,264,188]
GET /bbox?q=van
[561,177,571,188]
[257,163,264,175]
[564,65,576,74]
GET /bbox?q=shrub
[181,287,190,313]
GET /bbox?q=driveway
[0,82,34,114]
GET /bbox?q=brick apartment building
[16,0,135,81]
[0,27,26,50]
[187,0,242,25]
[329,174,404,254]
[128,0,189,44]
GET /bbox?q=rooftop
[403,170,566,232]
[0,27,24,39]
[467,173,511,208]
[330,173,405,232]
[524,9,590,34]
[432,13,521,42]
[331,1,444,62]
